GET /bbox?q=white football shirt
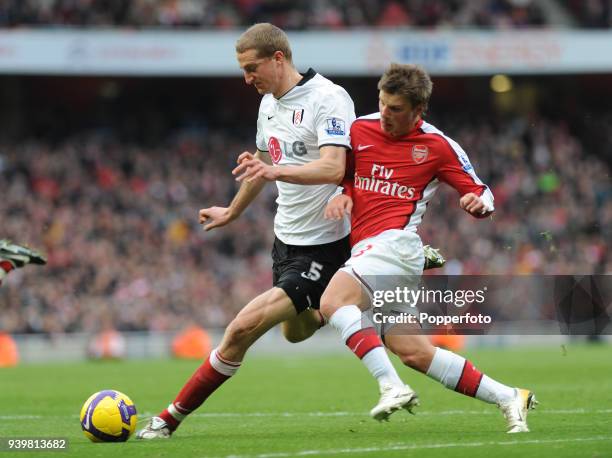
[256,69,355,246]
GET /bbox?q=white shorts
[340,229,424,335]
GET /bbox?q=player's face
[379,90,422,138]
[237,49,281,95]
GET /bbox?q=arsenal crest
[412,144,429,164]
[293,109,304,126]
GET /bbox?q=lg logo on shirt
[268,137,307,164]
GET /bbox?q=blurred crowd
[0,109,609,334]
[561,0,612,28]
[0,0,570,29]
[419,114,611,277]
[1,129,276,334]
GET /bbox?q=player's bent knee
[320,288,359,319]
[225,288,295,348]
[320,271,364,320]
[319,291,342,320]
[224,317,258,347]
[224,312,266,347]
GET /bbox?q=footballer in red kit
[346,116,493,247]
[320,63,537,432]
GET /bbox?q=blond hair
[378,63,433,113]
[236,23,293,62]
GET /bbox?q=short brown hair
[377,63,433,113]
[236,23,293,62]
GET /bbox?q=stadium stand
[1,77,609,333]
[0,0,584,29]
[0,2,610,335]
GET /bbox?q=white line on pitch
[219,436,612,458]
[187,408,612,418]
[1,408,612,421]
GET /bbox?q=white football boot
[498,388,538,433]
[136,416,172,439]
[370,384,419,421]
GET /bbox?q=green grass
[1,345,612,457]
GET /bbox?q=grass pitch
[1,345,611,458]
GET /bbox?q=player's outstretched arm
[459,192,494,218]
[199,206,235,231]
[199,150,269,231]
[233,145,346,185]
[435,141,494,219]
[324,194,353,221]
[275,145,346,185]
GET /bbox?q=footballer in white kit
[256,68,355,312]
[138,24,361,439]
[137,26,449,441]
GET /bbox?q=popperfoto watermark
[361,275,611,335]
[372,311,493,326]
[371,285,492,329]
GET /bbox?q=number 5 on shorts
[301,261,323,281]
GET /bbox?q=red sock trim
[159,409,180,431]
[345,327,382,359]
[455,360,483,397]
[161,356,231,431]
[316,310,326,328]
[215,350,241,367]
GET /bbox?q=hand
[199,206,234,231]
[324,194,353,220]
[459,193,491,217]
[232,151,278,183]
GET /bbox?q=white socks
[361,347,404,387]
[426,347,465,389]
[209,348,241,377]
[477,375,516,404]
[328,304,363,341]
[329,305,404,388]
[426,347,515,404]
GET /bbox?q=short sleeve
[255,108,268,152]
[314,87,356,149]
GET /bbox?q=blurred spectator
[0,104,609,335]
[87,318,127,359]
[0,0,559,29]
[172,324,212,359]
[561,0,612,28]
[0,331,19,366]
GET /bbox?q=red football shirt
[344,113,494,247]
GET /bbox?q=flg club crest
[412,144,429,164]
[293,109,304,126]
